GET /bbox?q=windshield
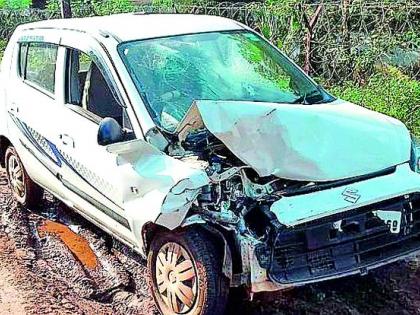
[118,30,334,132]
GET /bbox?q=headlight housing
[411,136,420,173]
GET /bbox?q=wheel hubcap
[8,155,25,198]
[156,242,198,314]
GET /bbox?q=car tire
[147,227,229,315]
[5,146,43,208]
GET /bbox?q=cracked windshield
[119,30,333,131]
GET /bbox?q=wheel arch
[141,221,170,254]
[142,219,238,283]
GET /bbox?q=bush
[330,66,420,137]
[0,0,32,9]
[0,39,6,61]
[46,0,134,17]
[0,9,49,40]
[151,0,210,6]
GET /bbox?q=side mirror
[98,117,124,146]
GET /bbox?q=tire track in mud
[33,204,158,314]
[0,169,158,314]
[1,168,420,314]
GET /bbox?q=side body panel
[0,30,21,150]
[54,30,211,254]
[51,35,139,247]
[3,29,69,200]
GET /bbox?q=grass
[330,67,420,137]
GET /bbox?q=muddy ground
[0,169,420,315]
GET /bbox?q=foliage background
[0,0,419,136]
[0,0,31,9]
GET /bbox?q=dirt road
[0,169,420,315]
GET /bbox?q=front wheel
[5,146,43,208]
[147,227,229,315]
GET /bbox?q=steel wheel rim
[155,242,198,314]
[8,154,25,198]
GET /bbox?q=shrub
[46,0,134,17]
[151,0,209,6]
[0,1,418,137]
[330,66,420,137]
[0,0,32,9]
[91,0,134,15]
[0,39,6,61]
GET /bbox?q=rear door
[5,30,65,195]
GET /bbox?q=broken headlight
[411,136,420,173]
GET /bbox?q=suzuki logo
[342,187,361,204]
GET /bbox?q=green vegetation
[330,67,420,137]
[0,0,31,9]
[46,0,134,16]
[0,39,6,61]
[151,0,208,6]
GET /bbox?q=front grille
[268,194,420,284]
[307,249,335,274]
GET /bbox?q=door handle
[9,103,19,114]
[59,134,75,148]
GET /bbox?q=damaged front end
[154,99,420,293]
[176,158,420,292]
[174,150,420,292]
[266,193,420,285]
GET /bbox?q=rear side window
[19,42,58,94]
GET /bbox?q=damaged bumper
[270,164,420,227]
[252,165,420,287]
[264,193,420,285]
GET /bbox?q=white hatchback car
[0,13,420,315]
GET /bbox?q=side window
[20,42,58,94]
[65,48,129,129]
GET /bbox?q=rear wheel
[147,227,229,315]
[5,146,43,208]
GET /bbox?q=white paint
[271,164,420,226]
[19,14,242,42]
[194,99,412,182]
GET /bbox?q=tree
[59,0,72,18]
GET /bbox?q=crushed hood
[177,100,412,182]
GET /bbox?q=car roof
[20,13,244,42]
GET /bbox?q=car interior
[66,49,124,126]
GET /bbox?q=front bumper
[266,193,420,285]
[270,164,420,227]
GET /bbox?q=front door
[53,42,138,246]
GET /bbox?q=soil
[38,220,99,270]
[0,168,420,315]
